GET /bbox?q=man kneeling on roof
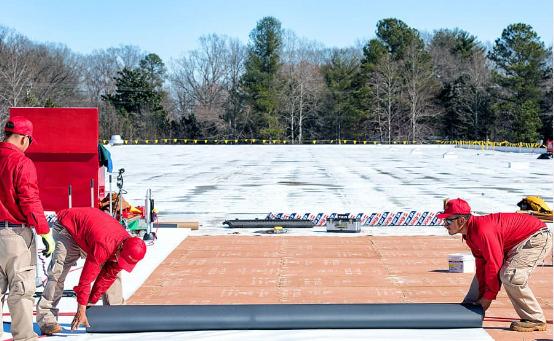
[439,198,552,332]
[36,207,147,335]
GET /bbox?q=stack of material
[156,221,200,230]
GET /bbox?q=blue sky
[0,0,551,62]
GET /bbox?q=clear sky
[0,0,551,62]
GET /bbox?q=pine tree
[321,49,360,140]
[357,18,435,142]
[375,18,421,60]
[102,54,168,138]
[489,23,549,142]
[440,74,491,139]
[430,29,492,140]
[240,17,284,138]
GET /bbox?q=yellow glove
[40,231,55,257]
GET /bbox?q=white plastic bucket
[448,253,475,273]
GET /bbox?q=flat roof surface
[128,235,552,340]
[3,144,550,340]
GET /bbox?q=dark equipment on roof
[223,218,314,228]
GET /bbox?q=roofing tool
[143,188,156,241]
[108,173,113,215]
[115,168,126,225]
[254,226,288,234]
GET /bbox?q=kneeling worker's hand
[477,297,492,311]
[40,231,55,257]
[71,304,90,330]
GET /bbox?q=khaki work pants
[465,228,552,322]
[36,224,123,328]
[0,223,38,341]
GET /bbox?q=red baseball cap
[4,116,34,139]
[438,198,471,219]
[118,237,147,272]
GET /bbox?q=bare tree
[79,45,144,104]
[0,26,82,120]
[403,40,439,142]
[169,34,246,136]
[0,27,34,115]
[279,31,326,143]
[26,43,81,106]
[371,54,402,143]
[222,37,246,136]
[78,45,146,137]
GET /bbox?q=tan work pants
[465,228,552,322]
[0,223,38,341]
[36,224,123,328]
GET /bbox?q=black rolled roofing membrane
[223,219,314,228]
[86,303,484,333]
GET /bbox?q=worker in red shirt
[0,116,54,341]
[36,207,146,335]
[439,198,552,332]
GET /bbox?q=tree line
[0,17,551,143]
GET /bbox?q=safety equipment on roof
[118,237,147,272]
[517,196,552,215]
[40,231,56,257]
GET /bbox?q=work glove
[40,231,55,257]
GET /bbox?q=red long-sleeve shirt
[0,142,49,234]
[464,213,546,301]
[56,207,130,305]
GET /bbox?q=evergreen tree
[321,49,360,140]
[430,28,492,140]
[489,23,549,142]
[430,28,485,84]
[241,16,284,138]
[375,18,422,60]
[140,53,167,89]
[357,18,434,142]
[360,39,388,72]
[440,74,491,140]
[103,53,168,138]
[352,40,387,139]
[538,48,553,141]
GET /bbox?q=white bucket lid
[448,253,474,261]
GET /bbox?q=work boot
[510,319,547,332]
[40,323,62,335]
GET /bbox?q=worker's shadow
[56,323,86,335]
[483,326,511,331]
[2,322,84,337]
[3,322,43,335]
